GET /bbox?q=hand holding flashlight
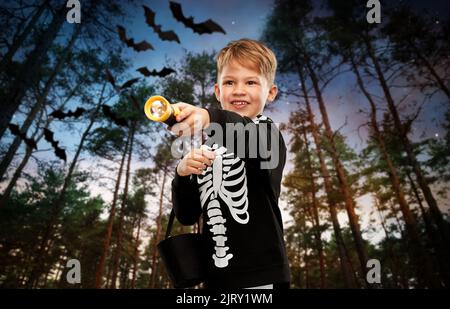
[144,96,210,135]
[144,95,180,126]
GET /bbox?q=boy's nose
[232,85,246,96]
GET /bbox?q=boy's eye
[247,81,258,85]
[224,80,234,85]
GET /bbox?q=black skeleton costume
[172,108,291,288]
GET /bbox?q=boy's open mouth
[230,100,249,109]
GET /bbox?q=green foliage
[0,165,106,288]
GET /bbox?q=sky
[3,0,450,244]
[122,0,275,72]
[114,0,449,146]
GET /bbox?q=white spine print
[205,197,233,268]
[198,144,249,268]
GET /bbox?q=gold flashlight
[144,95,180,126]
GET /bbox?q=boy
[170,39,290,289]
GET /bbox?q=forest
[0,0,449,289]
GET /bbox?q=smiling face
[214,60,278,119]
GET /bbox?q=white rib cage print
[197,143,249,268]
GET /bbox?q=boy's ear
[267,84,278,102]
[214,84,220,102]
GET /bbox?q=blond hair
[216,39,277,85]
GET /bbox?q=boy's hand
[176,148,216,177]
[170,103,210,136]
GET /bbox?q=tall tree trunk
[1,107,46,204]
[94,129,131,288]
[131,215,142,289]
[303,56,369,285]
[351,58,441,288]
[120,261,130,288]
[150,169,168,288]
[300,122,326,288]
[364,38,450,247]
[373,196,405,288]
[0,25,82,180]
[105,253,114,288]
[297,66,358,288]
[406,171,450,287]
[0,103,43,180]
[406,171,440,246]
[0,0,49,74]
[0,4,67,140]
[110,125,135,288]
[2,145,34,203]
[301,215,310,289]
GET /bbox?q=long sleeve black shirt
[171,108,291,288]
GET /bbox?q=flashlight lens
[150,100,166,117]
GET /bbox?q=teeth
[232,101,248,105]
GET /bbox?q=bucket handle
[164,210,201,239]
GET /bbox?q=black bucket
[157,233,207,288]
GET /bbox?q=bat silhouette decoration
[169,1,226,35]
[8,123,37,150]
[49,107,86,120]
[136,66,176,78]
[102,105,128,127]
[105,69,140,91]
[143,5,180,43]
[117,25,154,52]
[43,128,67,161]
